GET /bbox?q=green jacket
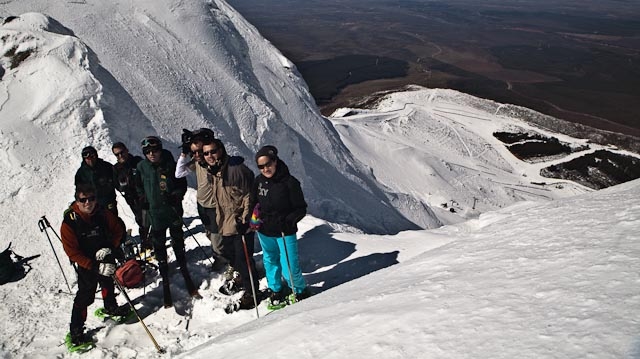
[136,149,187,228]
[74,158,117,208]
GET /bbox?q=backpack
[0,243,24,285]
[115,259,144,288]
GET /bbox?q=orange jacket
[60,202,124,270]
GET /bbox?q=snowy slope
[329,87,614,223]
[0,1,639,358]
[184,179,640,359]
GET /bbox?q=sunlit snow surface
[0,2,639,358]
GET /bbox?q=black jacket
[113,154,143,206]
[74,158,116,208]
[250,160,307,237]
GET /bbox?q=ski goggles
[140,137,161,148]
[82,150,97,158]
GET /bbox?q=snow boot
[267,289,288,310]
[294,287,313,302]
[158,262,173,308]
[65,326,94,353]
[103,304,132,317]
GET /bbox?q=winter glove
[249,203,262,231]
[97,262,116,277]
[181,142,191,155]
[181,128,194,145]
[235,219,249,235]
[112,247,125,263]
[95,248,112,262]
[207,163,221,175]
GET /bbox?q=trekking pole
[140,224,152,298]
[241,234,260,318]
[112,275,165,354]
[38,216,73,294]
[168,206,215,267]
[40,216,78,270]
[281,232,297,305]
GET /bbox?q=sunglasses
[190,150,203,157]
[113,151,126,157]
[257,160,273,170]
[77,196,96,203]
[143,147,161,155]
[82,152,96,158]
[203,148,219,156]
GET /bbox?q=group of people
[60,130,310,347]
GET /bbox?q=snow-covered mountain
[1,1,638,358]
[0,0,423,235]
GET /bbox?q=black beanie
[255,145,278,162]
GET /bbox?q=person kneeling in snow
[61,184,130,346]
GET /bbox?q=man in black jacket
[112,142,149,249]
[75,146,118,215]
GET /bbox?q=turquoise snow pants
[257,232,306,294]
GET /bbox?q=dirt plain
[228,0,640,138]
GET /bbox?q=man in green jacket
[136,136,200,307]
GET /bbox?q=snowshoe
[267,290,288,311]
[94,306,134,324]
[64,331,95,353]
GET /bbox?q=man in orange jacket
[61,184,129,346]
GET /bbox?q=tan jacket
[211,157,253,236]
[195,164,216,208]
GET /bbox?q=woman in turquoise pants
[250,145,310,307]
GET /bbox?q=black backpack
[0,243,23,285]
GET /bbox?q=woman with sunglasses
[251,145,311,309]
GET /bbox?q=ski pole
[41,216,78,270]
[38,216,73,294]
[112,275,165,354]
[281,232,297,305]
[241,234,259,318]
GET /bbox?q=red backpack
[115,259,144,288]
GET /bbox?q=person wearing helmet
[135,136,200,307]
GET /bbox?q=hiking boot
[190,289,203,299]
[163,283,173,308]
[269,289,287,308]
[238,291,258,310]
[104,304,132,317]
[69,327,91,346]
[295,287,313,302]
